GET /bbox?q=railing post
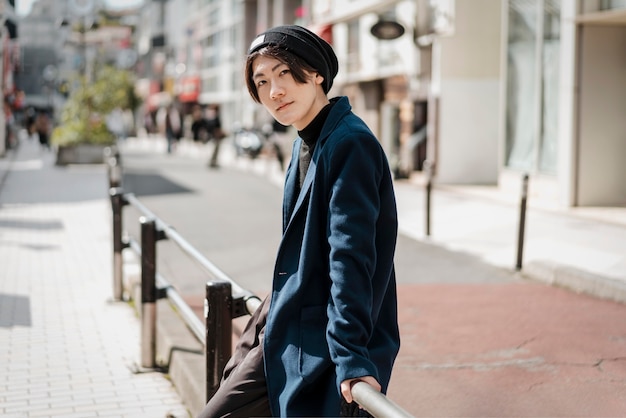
[140,216,158,369]
[515,173,529,271]
[110,188,127,301]
[205,281,233,402]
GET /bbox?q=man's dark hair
[245,45,318,103]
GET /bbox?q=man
[204,104,224,168]
[164,103,182,154]
[199,25,400,417]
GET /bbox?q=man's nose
[270,82,285,100]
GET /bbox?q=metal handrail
[124,193,261,314]
[352,382,414,418]
[127,237,205,342]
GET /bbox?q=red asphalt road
[186,280,626,417]
[390,281,626,417]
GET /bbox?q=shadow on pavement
[0,219,63,230]
[0,293,32,327]
[122,171,194,197]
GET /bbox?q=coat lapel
[283,97,352,232]
[283,137,323,231]
[287,156,316,225]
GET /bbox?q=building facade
[143,0,625,210]
[309,0,626,209]
[0,0,18,156]
[547,0,626,207]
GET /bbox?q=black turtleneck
[297,101,334,188]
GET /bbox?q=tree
[51,65,140,146]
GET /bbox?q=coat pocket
[298,305,331,383]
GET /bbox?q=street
[117,138,626,416]
[119,140,519,296]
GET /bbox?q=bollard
[110,188,128,301]
[140,216,159,369]
[205,281,233,402]
[423,160,433,237]
[515,173,529,271]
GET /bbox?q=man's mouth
[276,102,292,112]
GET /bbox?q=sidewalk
[0,136,190,418]
[394,176,626,302]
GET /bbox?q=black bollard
[424,160,433,237]
[515,174,529,271]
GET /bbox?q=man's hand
[340,376,381,404]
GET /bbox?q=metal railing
[110,187,261,401]
[106,148,412,417]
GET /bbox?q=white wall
[557,1,579,207]
[438,79,500,183]
[435,0,502,184]
[577,25,626,206]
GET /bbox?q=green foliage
[52,66,141,146]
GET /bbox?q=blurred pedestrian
[143,110,155,137]
[35,112,51,149]
[190,105,209,144]
[164,103,183,154]
[205,104,224,168]
[25,107,36,138]
[198,25,400,417]
[3,99,15,150]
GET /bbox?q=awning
[309,24,333,45]
[178,76,200,103]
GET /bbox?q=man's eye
[280,69,290,76]
[257,80,266,87]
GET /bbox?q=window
[505,0,560,174]
[600,0,626,10]
[346,20,360,73]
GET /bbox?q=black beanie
[248,25,339,94]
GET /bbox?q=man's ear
[315,73,325,86]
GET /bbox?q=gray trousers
[197,297,271,418]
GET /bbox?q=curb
[156,301,206,417]
[522,260,626,305]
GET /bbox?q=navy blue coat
[264,96,400,416]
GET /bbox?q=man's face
[252,55,327,131]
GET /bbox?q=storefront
[503,0,626,207]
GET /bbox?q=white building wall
[435,0,502,184]
[577,24,626,206]
[438,79,500,183]
[557,1,579,207]
[330,1,418,87]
